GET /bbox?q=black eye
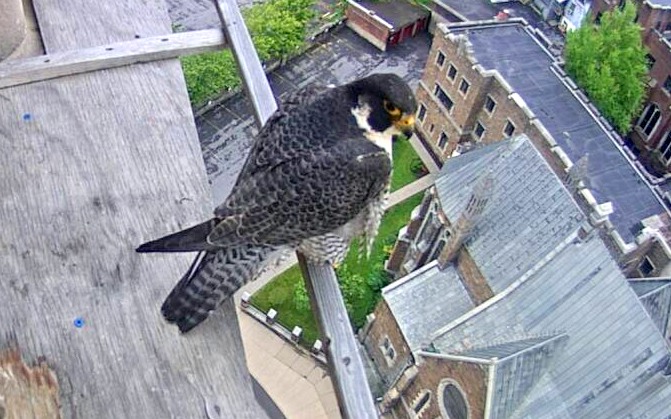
[384,100,400,115]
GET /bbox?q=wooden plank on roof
[0,29,226,89]
[0,0,267,417]
[32,0,174,53]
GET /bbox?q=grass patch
[250,193,424,347]
[181,0,315,106]
[391,138,426,192]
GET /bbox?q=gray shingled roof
[431,236,671,418]
[649,0,671,7]
[460,334,570,419]
[382,261,474,351]
[435,135,585,293]
[447,23,667,244]
[629,278,671,339]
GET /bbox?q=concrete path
[237,305,339,419]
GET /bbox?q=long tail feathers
[160,244,274,333]
[136,219,219,253]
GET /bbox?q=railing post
[298,254,378,418]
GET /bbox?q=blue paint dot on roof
[22,113,32,121]
[74,317,85,328]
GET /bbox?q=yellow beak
[394,114,415,136]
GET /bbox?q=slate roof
[431,236,671,418]
[649,0,671,7]
[459,334,570,419]
[382,260,474,351]
[446,22,667,244]
[629,278,671,338]
[358,1,430,29]
[435,135,585,293]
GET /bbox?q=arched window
[438,380,469,419]
[658,130,671,164]
[638,104,661,138]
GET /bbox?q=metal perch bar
[213,0,378,416]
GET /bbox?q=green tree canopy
[564,1,648,134]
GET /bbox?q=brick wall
[456,248,494,305]
[591,0,671,170]
[362,301,413,386]
[416,30,544,161]
[631,31,671,164]
[391,355,488,419]
[346,5,390,51]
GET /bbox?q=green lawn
[391,138,425,192]
[250,193,424,347]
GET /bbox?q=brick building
[413,19,671,275]
[345,0,430,51]
[589,0,671,173]
[360,135,671,418]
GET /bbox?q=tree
[564,1,648,134]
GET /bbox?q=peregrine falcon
[137,73,417,332]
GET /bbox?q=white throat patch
[351,104,398,157]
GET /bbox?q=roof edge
[416,350,494,365]
[429,231,580,342]
[382,259,440,296]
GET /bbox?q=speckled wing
[278,83,330,111]
[209,136,391,247]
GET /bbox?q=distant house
[529,0,566,21]
[412,19,671,274]
[345,0,430,51]
[560,0,592,31]
[361,135,671,418]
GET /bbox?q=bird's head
[349,73,418,138]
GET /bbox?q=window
[646,53,656,70]
[412,391,431,415]
[447,64,458,81]
[484,95,496,114]
[434,84,454,112]
[659,131,671,164]
[430,240,446,261]
[429,123,435,133]
[664,76,671,94]
[440,383,469,419]
[439,132,449,149]
[436,51,445,67]
[503,120,515,137]
[474,121,485,139]
[417,104,427,122]
[637,104,661,138]
[665,22,671,32]
[380,336,396,364]
[459,79,470,95]
[639,256,655,276]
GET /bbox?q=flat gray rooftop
[449,23,667,243]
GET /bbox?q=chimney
[438,171,494,269]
